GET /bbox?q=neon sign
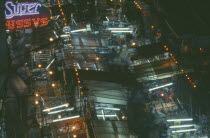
[5,2,41,19]
[6,17,48,29]
[5,1,51,30]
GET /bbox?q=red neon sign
[6,17,49,29]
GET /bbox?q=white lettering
[5,2,14,19]
[28,3,35,13]
[5,2,42,19]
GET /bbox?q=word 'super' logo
[5,1,51,30]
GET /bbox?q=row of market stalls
[142,77,205,137]
[85,80,137,137]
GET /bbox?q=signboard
[5,0,51,30]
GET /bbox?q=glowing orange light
[6,17,49,30]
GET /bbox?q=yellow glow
[38,64,42,68]
[49,71,53,75]
[35,101,39,105]
[49,37,54,42]
[58,115,62,118]
[132,42,136,46]
[52,83,56,87]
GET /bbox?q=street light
[73,135,77,138]
[35,100,39,105]
[52,83,56,87]
[96,57,99,61]
[49,71,53,75]
[35,93,39,97]
[38,64,42,68]
[58,115,62,119]
[132,42,136,46]
[49,37,54,42]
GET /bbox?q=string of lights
[134,1,196,88]
[164,46,197,88]
[57,0,67,26]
